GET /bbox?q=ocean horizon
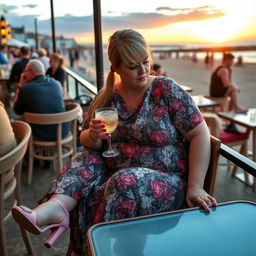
[150,42,256,64]
[82,41,256,64]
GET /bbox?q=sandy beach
[76,49,255,110]
[154,56,256,110]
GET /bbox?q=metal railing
[220,144,256,177]
[64,67,97,101]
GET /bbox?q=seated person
[9,46,30,84]
[209,53,246,113]
[0,101,16,157]
[12,29,217,256]
[13,59,69,142]
[37,48,50,72]
[0,45,8,65]
[46,53,66,88]
[152,63,167,76]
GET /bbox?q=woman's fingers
[89,119,108,139]
[187,194,217,213]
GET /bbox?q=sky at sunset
[1,0,256,45]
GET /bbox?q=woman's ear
[111,65,119,74]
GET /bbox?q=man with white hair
[13,59,69,142]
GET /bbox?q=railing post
[93,0,104,92]
[50,0,56,52]
[75,80,79,99]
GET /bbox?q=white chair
[0,121,34,256]
[24,103,80,184]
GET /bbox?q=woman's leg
[12,148,107,247]
[36,149,107,226]
[34,194,77,227]
[87,167,186,255]
[100,167,186,221]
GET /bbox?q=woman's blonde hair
[87,29,151,122]
[50,52,65,67]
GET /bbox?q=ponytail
[87,69,118,123]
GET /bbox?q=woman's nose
[138,63,146,73]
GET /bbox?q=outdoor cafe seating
[0,121,34,256]
[23,103,80,184]
[203,112,250,183]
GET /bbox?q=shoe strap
[50,198,69,215]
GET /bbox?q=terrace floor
[5,156,256,256]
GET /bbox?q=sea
[150,42,256,64]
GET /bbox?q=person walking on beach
[12,29,217,255]
[209,52,247,113]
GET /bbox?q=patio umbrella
[7,38,29,48]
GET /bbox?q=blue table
[87,201,256,256]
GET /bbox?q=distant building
[11,26,26,42]
[10,27,77,54]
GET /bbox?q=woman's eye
[143,61,149,65]
[129,65,137,70]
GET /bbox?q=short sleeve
[161,78,204,134]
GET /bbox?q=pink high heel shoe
[11,198,69,248]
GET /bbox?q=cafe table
[179,84,193,93]
[87,200,256,256]
[218,110,256,190]
[192,95,220,111]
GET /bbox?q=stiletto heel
[11,198,69,247]
[44,226,67,248]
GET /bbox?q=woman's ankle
[34,200,66,227]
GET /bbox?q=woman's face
[49,57,59,69]
[115,56,150,90]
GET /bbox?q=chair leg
[230,143,243,176]
[19,227,35,255]
[0,179,7,256]
[28,139,34,185]
[14,162,35,254]
[0,222,7,256]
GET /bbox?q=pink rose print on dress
[59,166,67,175]
[153,164,165,172]
[119,199,136,214]
[122,142,140,158]
[71,191,83,200]
[171,100,186,113]
[118,173,137,186]
[86,154,101,164]
[177,159,186,174]
[153,106,168,122]
[152,81,164,98]
[151,180,170,200]
[149,130,168,146]
[140,146,152,157]
[189,113,203,127]
[79,168,93,182]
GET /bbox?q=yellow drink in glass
[95,107,119,157]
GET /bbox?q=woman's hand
[88,119,110,141]
[19,72,29,86]
[186,185,217,213]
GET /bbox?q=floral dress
[40,76,204,255]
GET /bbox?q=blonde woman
[12,29,217,255]
[46,52,66,87]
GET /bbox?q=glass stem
[107,136,114,152]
